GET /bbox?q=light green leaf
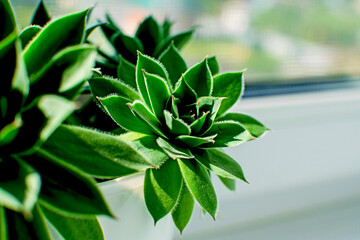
[130,100,167,138]
[0,207,7,240]
[84,22,105,42]
[135,16,161,55]
[89,76,139,101]
[154,29,194,57]
[99,95,153,135]
[189,111,209,135]
[111,32,144,63]
[217,112,268,138]
[0,157,41,217]
[31,0,51,27]
[207,56,220,76]
[136,52,169,107]
[158,43,187,88]
[212,72,244,116]
[144,72,171,119]
[41,125,149,178]
[117,56,136,88]
[171,183,194,234]
[177,159,217,218]
[176,134,217,148]
[183,58,212,97]
[24,8,89,76]
[0,0,16,40]
[144,160,182,224]
[193,149,247,182]
[202,121,252,148]
[41,204,104,240]
[0,114,22,147]
[22,152,112,217]
[156,137,194,160]
[4,204,51,240]
[164,110,191,136]
[197,96,223,134]
[218,176,235,191]
[19,26,42,49]
[119,132,169,168]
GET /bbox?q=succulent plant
[89,44,268,233]
[0,1,120,238]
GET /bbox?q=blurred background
[10,0,360,239]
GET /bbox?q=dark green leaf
[19,26,42,49]
[31,0,51,27]
[117,56,136,88]
[162,18,173,39]
[105,13,121,32]
[164,110,191,136]
[84,22,105,42]
[183,58,212,97]
[0,157,40,217]
[144,160,182,224]
[0,0,16,40]
[197,97,223,134]
[156,137,194,160]
[130,100,167,138]
[0,114,21,148]
[89,76,139,101]
[217,112,268,138]
[119,132,169,168]
[4,205,51,240]
[207,56,220,76]
[212,72,244,116]
[177,159,217,218]
[41,204,104,240]
[99,23,118,41]
[136,52,169,107]
[158,43,187,88]
[24,8,89,76]
[189,111,209,134]
[111,32,144,63]
[176,134,216,148]
[99,95,153,135]
[193,149,247,182]
[171,183,194,234]
[202,121,252,148]
[154,29,194,57]
[218,176,235,191]
[135,16,161,55]
[144,72,171,119]
[0,207,7,239]
[21,152,112,217]
[41,125,149,178]
[173,77,198,105]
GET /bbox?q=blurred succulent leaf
[21,152,112,217]
[162,18,173,39]
[24,8,89,76]
[89,76,139,100]
[41,125,149,178]
[0,157,40,217]
[31,0,51,27]
[119,132,169,168]
[217,112,268,138]
[156,137,194,160]
[0,0,16,40]
[171,183,194,234]
[143,72,171,119]
[99,95,153,135]
[117,56,136,88]
[135,16,161,55]
[177,159,217,218]
[212,72,244,116]
[0,207,6,239]
[218,176,235,191]
[0,115,22,147]
[4,205,51,240]
[154,29,194,57]
[144,160,182,224]
[111,32,144,63]
[158,43,187,88]
[193,149,247,182]
[84,22,106,42]
[183,58,212,97]
[99,23,118,41]
[164,110,191,136]
[40,204,104,240]
[136,52,169,107]
[19,26,41,49]
[202,121,252,148]
[207,56,220,76]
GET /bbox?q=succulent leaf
[177,158,217,218]
[176,134,217,148]
[183,58,213,97]
[212,72,244,116]
[164,110,191,136]
[173,76,198,106]
[144,159,182,224]
[207,56,220,76]
[111,32,144,63]
[31,0,51,27]
[117,56,136,88]
[162,18,173,39]
[0,0,16,40]
[135,16,161,56]
[171,182,194,234]
[19,26,42,49]
[153,29,194,57]
[156,137,194,160]
[218,176,236,191]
